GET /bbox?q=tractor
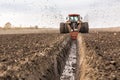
[60,14,89,33]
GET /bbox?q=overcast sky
[0,0,120,28]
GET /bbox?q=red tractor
[60,14,89,33]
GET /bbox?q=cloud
[0,3,29,13]
[87,0,120,28]
[0,0,63,27]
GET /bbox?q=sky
[0,0,120,28]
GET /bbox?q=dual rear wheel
[60,23,69,33]
[80,22,89,33]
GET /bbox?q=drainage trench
[60,40,77,80]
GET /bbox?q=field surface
[0,32,69,80]
[0,28,120,80]
[80,32,120,80]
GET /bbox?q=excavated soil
[79,32,120,80]
[0,33,71,80]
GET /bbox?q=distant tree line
[0,22,39,29]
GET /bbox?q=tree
[35,25,38,29]
[4,22,11,29]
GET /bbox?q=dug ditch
[60,40,77,80]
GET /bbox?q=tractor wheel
[80,22,89,33]
[60,22,65,33]
[64,24,70,33]
[84,22,89,33]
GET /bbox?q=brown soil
[0,33,70,80]
[1,28,120,80]
[79,32,120,80]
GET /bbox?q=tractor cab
[66,14,81,31]
[69,14,80,22]
[67,14,81,22]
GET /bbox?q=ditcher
[60,14,89,39]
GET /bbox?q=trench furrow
[60,40,77,80]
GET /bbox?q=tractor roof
[68,14,80,16]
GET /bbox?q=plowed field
[0,33,69,80]
[0,29,120,80]
[80,32,120,80]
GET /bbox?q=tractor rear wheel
[60,22,65,33]
[80,22,89,33]
[84,22,89,33]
